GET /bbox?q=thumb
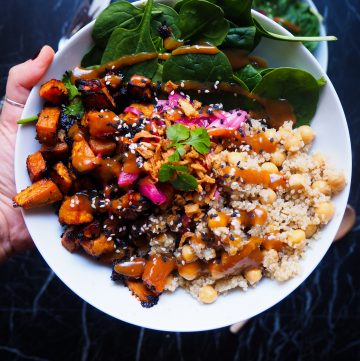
[6,45,55,105]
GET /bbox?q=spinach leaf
[177,0,229,46]
[235,64,262,91]
[174,0,217,12]
[215,0,253,26]
[162,52,233,82]
[80,45,103,67]
[101,0,158,79]
[221,24,257,51]
[151,3,181,39]
[92,1,143,48]
[252,68,322,126]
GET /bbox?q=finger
[6,45,55,105]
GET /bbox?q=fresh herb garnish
[166,124,211,159]
[64,98,85,119]
[62,71,80,100]
[159,163,198,191]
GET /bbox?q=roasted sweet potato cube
[113,258,146,279]
[110,192,149,220]
[61,227,81,253]
[89,138,116,156]
[125,280,159,308]
[36,107,60,145]
[82,221,101,240]
[142,254,176,294]
[39,79,68,105]
[72,138,101,173]
[76,79,115,110]
[41,141,69,161]
[87,110,119,138]
[50,162,74,194]
[13,179,63,209]
[58,194,94,225]
[26,151,46,182]
[127,74,152,102]
[81,234,115,257]
[99,250,125,264]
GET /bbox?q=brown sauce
[71,52,158,81]
[164,37,184,51]
[123,153,141,174]
[223,49,268,70]
[244,132,277,153]
[172,45,220,56]
[223,166,287,189]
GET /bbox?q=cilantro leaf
[159,164,189,182]
[171,173,198,191]
[168,150,180,162]
[62,71,80,100]
[166,124,190,144]
[64,98,85,119]
[184,128,211,154]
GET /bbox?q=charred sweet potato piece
[81,233,115,257]
[72,138,101,173]
[39,79,68,105]
[127,74,152,102]
[36,107,60,145]
[41,141,69,161]
[13,179,63,209]
[82,220,101,240]
[50,162,74,194]
[125,280,159,308]
[26,151,46,182]
[110,192,149,220]
[99,250,126,264]
[61,227,81,253]
[142,254,176,294]
[113,258,146,279]
[76,79,115,110]
[58,194,94,225]
[87,110,119,138]
[89,138,116,156]
[98,157,122,183]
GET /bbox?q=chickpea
[198,285,218,304]
[298,125,316,145]
[178,262,202,281]
[278,127,292,140]
[181,244,198,263]
[261,162,279,173]
[311,180,331,196]
[227,152,247,165]
[245,268,262,285]
[312,152,326,166]
[259,188,277,205]
[305,224,318,238]
[287,229,306,246]
[289,174,307,189]
[283,133,303,152]
[271,150,286,167]
[315,202,335,223]
[326,169,346,193]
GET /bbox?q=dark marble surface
[0,1,359,360]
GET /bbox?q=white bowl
[15,0,351,332]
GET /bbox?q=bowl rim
[15,3,351,332]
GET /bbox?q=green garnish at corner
[159,163,198,191]
[17,115,38,124]
[64,98,85,119]
[166,124,211,162]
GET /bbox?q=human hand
[0,45,55,263]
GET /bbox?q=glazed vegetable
[13,179,63,209]
[39,79,68,104]
[26,151,47,182]
[36,107,61,145]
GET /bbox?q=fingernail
[31,47,42,60]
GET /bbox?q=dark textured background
[0,1,359,360]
